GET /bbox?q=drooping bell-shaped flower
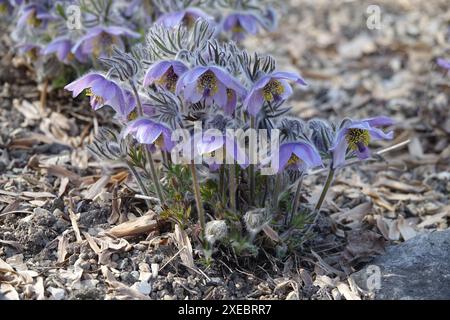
[156,8,213,28]
[43,38,87,64]
[123,118,174,152]
[330,116,394,168]
[143,60,188,92]
[244,71,307,116]
[176,66,246,114]
[276,141,323,173]
[190,131,249,171]
[222,12,263,42]
[65,73,132,118]
[72,26,140,59]
[17,43,41,61]
[17,4,54,29]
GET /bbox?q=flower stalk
[130,80,165,204]
[189,160,205,238]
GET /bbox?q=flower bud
[205,220,228,245]
[244,208,270,236]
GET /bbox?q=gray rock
[351,230,450,300]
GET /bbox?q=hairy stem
[126,162,151,207]
[229,164,237,211]
[130,80,165,204]
[314,168,335,212]
[219,165,225,205]
[39,79,49,114]
[189,161,205,238]
[289,173,304,224]
[249,116,256,205]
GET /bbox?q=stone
[351,230,450,300]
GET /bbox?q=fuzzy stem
[272,173,281,210]
[126,161,151,208]
[289,173,304,224]
[314,168,335,212]
[130,80,165,204]
[219,165,225,205]
[249,115,256,205]
[39,79,49,114]
[189,160,205,238]
[229,164,237,211]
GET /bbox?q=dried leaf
[173,224,195,269]
[107,213,157,238]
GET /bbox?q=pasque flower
[176,66,246,114]
[65,73,134,118]
[17,4,54,28]
[17,43,41,60]
[330,116,394,168]
[223,12,262,42]
[276,141,323,173]
[437,58,450,71]
[156,8,212,28]
[244,71,307,116]
[72,26,140,58]
[123,118,174,152]
[43,38,87,64]
[143,60,188,92]
[191,131,249,170]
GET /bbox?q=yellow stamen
[346,128,370,151]
[127,110,138,121]
[27,10,42,27]
[155,66,179,92]
[0,4,8,14]
[85,88,105,105]
[197,70,218,96]
[262,79,284,102]
[93,32,117,57]
[154,134,165,149]
[287,153,300,165]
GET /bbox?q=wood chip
[107,213,157,238]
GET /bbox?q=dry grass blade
[173,224,195,269]
[107,212,157,238]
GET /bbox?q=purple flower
[0,0,13,14]
[276,142,323,173]
[223,12,262,42]
[123,118,174,152]
[437,58,450,71]
[330,116,394,168]
[43,38,87,64]
[191,131,248,170]
[176,66,246,114]
[156,8,212,28]
[17,43,41,60]
[143,60,188,92]
[17,4,54,28]
[65,73,133,118]
[244,71,307,116]
[72,26,140,58]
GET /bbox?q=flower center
[127,110,138,121]
[287,153,300,165]
[346,128,370,152]
[93,32,116,57]
[154,134,165,149]
[197,70,218,97]
[0,4,8,14]
[262,79,284,102]
[157,66,179,92]
[231,21,244,33]
[85,88,105,105]
[27,11,42,27]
